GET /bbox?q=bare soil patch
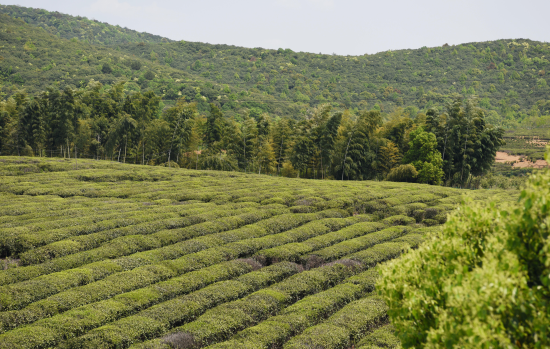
[495,151,548,169]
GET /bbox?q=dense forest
[0,5,550,129]
[0,76,503,188]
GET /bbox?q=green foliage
[378,148,550,348]
[403,127,444,184]
[284,295,388,349]
[209,268,380,349]
[386,164,418,182]
[356,324,401,349]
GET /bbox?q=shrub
[378,150,550,348]
[311,226,411,262]
[386,164,418,183]
[208,269,380,349]
[356,324,401,349]
[283,296,388,349]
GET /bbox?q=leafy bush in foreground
[378,150,550,348]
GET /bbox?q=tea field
[0,157,518,349]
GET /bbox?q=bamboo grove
[0,81,504,187]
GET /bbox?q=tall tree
[205,103,223,149]
[290,136,314,178]
[403,127,444,185]
[272,118,292,175]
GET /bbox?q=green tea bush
[356,324,401,349]
[0,210,342,317]
[310,226,411,262]
[0,260,253,334]
[283,295,388,349]
[0,158,521,348]
[208,268,380,349]
[135,261,363,349]
[60,262,301,349]
[257,218,382,264]
[1,206,285,286]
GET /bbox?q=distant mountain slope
[121,38,550,125]
[0,14,296,116]
[0,4,170,45]
[1,4,549,125]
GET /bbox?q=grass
[0,156,519,349]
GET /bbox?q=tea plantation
[0,157,518,349]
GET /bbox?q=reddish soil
[495,151,548,169]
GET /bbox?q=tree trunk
[277,135,284,176]
[341,131,353,181]
[124,136,127,164]
[460,123,470,187]
[320,155,324,179]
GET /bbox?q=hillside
[0,157,518,349]
[0,4,171,45]
[1,5,550,125]
[0,13,292,116]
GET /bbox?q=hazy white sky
[4,0,549,55]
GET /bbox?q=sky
[3,0,550,55]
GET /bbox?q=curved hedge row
[283,296,388,349]
[207,268,381,349]
[0,262,302,349]
[76,261,359,348]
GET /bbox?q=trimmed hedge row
[0,200,143,227]
[283,295,388,349]
[257,220,384,264]
[2,211,181,257]
[0,198,159,226]
[0,209,329,330]
[0,210,336,310]
[0,210,344,323]
[5,202,257,258]
[0,195,115,218]
[0,259,252,334]
[348,240,423,267]
[17,202,269,265]
[0,205,285,286]
[207,268,381,349]
[56,262,302,349]
[380,215,416,226]
[356,324,401,349]
[130,261,363,349]
[308,226,412,262]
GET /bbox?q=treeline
[0,81,504,187]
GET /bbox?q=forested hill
[0,4,171,45]
[0,13,290,117]
[1,4,550,127]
